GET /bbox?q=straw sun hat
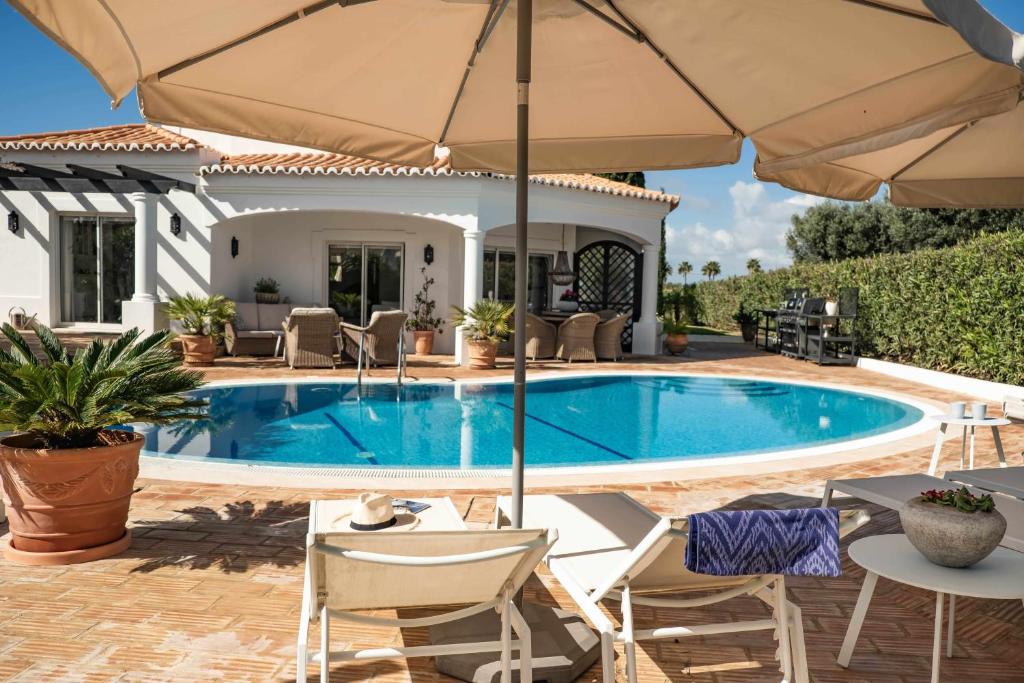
[332,492,420,532]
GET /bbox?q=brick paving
[2,342,1023,681]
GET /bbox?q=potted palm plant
[406,267,444,355]
[0,323,205,565]
[733,303,759,343]
[253,277,281,304]
[166,293,236,366]
[662,317,689,355]
[451,299,514,369]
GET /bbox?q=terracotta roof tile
[203,152,678,207]
[0,124,200,152]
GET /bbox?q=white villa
[0,124,677,361]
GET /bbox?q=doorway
[59,215,135,324]
[327,243,403,325]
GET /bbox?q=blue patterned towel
[685,508,841,577]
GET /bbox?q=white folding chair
[296,517,556,683]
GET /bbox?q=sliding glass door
[327,244,403,325]
[482,249,552,312]
[60,216,134,324]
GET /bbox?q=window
[327,243,403,325]
[482,249,552,312]
[59,215,134,324]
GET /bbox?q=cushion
[236,330,280,339]
[234,303,260,331]
[258,303,293,331]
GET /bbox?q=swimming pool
[140,374,927,470]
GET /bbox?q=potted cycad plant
[166,293,236,366]
[407,267,444,355]
[451,299,514,369]
[254,277,280,304]
[0,323,205,565]
[733,303,759,343]
[662,317,689,355]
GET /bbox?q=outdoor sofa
[225,302,297,356]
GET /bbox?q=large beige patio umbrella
[756,101,1024,208]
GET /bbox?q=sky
[2,1,1023,278]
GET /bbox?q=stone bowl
[899,496,1006,568]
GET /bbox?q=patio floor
[2,343,1023,681]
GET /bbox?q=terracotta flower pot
[179,334,216,366]
[413,330,435,355]
[740,322,757,343]
[0,431,142,565]
[665,333,688,355]
[466,339,498,369]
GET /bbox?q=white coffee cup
[970,402,987,420]
[949,401,966,419]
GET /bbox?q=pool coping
[138,370,946,490]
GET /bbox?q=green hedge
[692,231,1024,385]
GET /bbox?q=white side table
[839,534,1024,683]
[927,414,1010,476]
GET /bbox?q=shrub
[692,230,1024,384]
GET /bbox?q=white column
[131,192,158,302]
[455,230,485,365]
[121,192,166,334]
[632,244,661,355]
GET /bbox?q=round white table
[927,414,1010,476]
[839,534,1024,683]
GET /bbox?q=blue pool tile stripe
[495,401,633,461]
[322,412,379,465]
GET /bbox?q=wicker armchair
[524,313,556,360]
[283,308,339,369]
[556,312,600,363]
[339,310,409,383]
[594,313,630,361]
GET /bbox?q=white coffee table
[839,534,1024,683]
[927,414,1010,476]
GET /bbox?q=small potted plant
[0,323,205,565]
[254,277,281,304]
[662,317,689,355]
[406,267,444,355]
[900,487,1007,568]
[166,293,236,366]
[733,303,759,343]
[451,299,514,369]
[556,288,580,312]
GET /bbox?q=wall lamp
[424,243,434,265]
[169,212,182,236]
[231,236,239,258]
[7,210,19,235]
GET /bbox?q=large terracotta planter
[665,333,688,355]
[465,339,498,369]
[900,496,1007,568]
[0,431,142,565]
[413,330,435,355]
[179,334,216,366]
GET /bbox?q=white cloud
[665,181,818,278]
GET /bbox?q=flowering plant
[559,288,579,302]
[920,487,996,513]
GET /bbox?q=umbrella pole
[510,0,531,530]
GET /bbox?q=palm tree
[701,261,721,281]
[746,258,762,274]
[677,261,693,285]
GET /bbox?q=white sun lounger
[947,466,1024,499]
[496,492,869,683]
[297,521,557,683]
[821,473,1024,552]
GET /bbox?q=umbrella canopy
[757,102,1024,208]
[10,0,1024,174]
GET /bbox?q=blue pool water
[141,375,924,469]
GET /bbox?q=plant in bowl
[0,323,205,564]
[406,267,444,355]
[661,317,689,355]
[556,288,580,312]
[451,299,514,369]
[166,293,236,366]
[900,487,1007,568]
[254,277,281,304]
[733,303,759,343]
